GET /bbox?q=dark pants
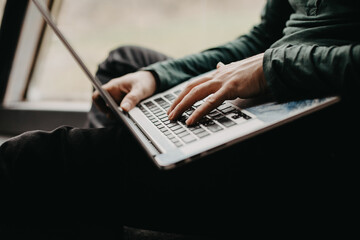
[0,46,357,239]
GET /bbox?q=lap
[0,122,297,234]
[87,45,173,128]
[0,124,243,234]
[0,105,356,236]
[1,44,356,236]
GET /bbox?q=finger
[105,84,126,105]
[186,88,228,126]
[92,90,113,115]
[167,75,212,115]
[168,80,221,120]
[120,87,143,112]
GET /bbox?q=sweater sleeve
[263,44,360,101]
[143,0,293,92]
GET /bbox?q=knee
[95,45,145,84]
[105,45,143,65]
[0,126,74,181]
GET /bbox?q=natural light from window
[26,0,265,103]
[0,0,6,26]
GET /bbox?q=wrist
[139,70,157,96]
[141,70,161,93]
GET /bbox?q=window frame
[0,0,88,136]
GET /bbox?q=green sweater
[143,0,360,102]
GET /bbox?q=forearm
[263,44,360,101]
[143,35,270,93]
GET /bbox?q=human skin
[92,53,267,125]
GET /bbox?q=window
[0,0,6,26]
[20,0,265,104]
[1,0,265,135]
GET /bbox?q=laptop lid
[31,0,161,157]
[32,0,340,170]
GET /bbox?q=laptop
[32,0,340,170]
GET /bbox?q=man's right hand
[92,71,157,117]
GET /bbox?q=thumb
[120,88,142,112]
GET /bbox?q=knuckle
[190,85,201,95]
[184,82,196,91]
[211,79,223,87]
[206,96,218,106]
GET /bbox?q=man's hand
[92,71,156,117]
[167,53,267,125]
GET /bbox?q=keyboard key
[152,109,162,115]
[212,114,224,120]
[154,121,162,127]
[178,115,188,124]
[163,120,170,125]
[166,123,178,128]
[217,116,236,127]
[231,110,252,120]
[159,128,167,133]
[154,97,166,104]
[159,116,169,122]
[138,104,145,111]
[190,128,204,134]
[243,113,252,120]
[196,131,210,138]
[185,107,195,115]
[174,128,186,135]
[174,90,182,95]
[178,131,190,138]
[167,134,175,139]
[144,101,155,108]
[202,119,215,127]
[208,110,221,118]
[164,93,176,102]
[170,125,182,131]
[170,138,183,147]
[175,142,183,147]
[231,114,242,120]
[198,116,211,125]
[163,130,171,136]
[206,123,223,133]
[219,106,236,114]
[181,134,196,144]
[193,101,203,108]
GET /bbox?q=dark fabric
[1,40,358,239]
[143,0,360,102]
[0,104,358,239]
[0,45,358,238]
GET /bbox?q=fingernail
[186,119,192,126]
[121,102,131,111]
[168,112,174,120]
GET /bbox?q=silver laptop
[32,0,340,170]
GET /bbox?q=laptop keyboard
[138,90,252,147]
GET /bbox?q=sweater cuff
[263,47,292,102]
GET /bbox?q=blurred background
[24,0,265,104]
[0,0,5,26]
